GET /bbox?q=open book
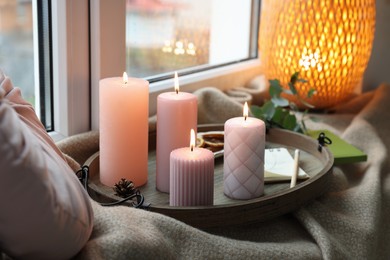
[264,148,309,183]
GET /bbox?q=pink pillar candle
[223,102,265,200]
[99,73,149,187]
[170,130,214,206]
[156,72,197,193]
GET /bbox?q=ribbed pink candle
[223,103,265,200]
[170,130,214,206]
[156,73,197,193]
[99,73,149,188]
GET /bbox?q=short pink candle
[223,102,265,200]
[170,129,214,206]
[99,72,149,187]
[156,72,197,193]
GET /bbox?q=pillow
[0,72,93,259]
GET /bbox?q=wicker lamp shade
[259,0,376,108]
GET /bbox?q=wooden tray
[86,124,333,229]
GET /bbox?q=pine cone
[113,178,136,198]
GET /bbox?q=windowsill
[49,131,66,143]
[149,59,262,93]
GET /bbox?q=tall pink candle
[156,72,197,193]
[170,129,214,206]
[223,102,265,200]
[99,72,149,187]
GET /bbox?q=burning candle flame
[243,102,248,121]
[123,72,128,85]
[174,71,179,94]
[190,129,195,152]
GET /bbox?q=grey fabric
[57,131,100,167]
[62,84,390,259]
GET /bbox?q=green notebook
[307,130,367,164]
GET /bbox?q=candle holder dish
[86,124,333,229]
[196,131,224,158]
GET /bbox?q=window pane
[0,0,35,105]
[0,0,53,131]
[126,0,259,80]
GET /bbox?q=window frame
[49,0,90,141]
[35,0,54,131]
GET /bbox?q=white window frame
[49,0,262,139]
[32,0,41,120]
[50,0,90,141]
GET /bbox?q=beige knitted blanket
[59,83,390,259]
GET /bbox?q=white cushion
[0,72,93,259]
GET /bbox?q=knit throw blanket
[67,84,390,259]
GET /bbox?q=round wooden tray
[86,124,333,229]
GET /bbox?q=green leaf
[282,113,297,131]
[269,79,283,98]
[307,88,316,98]
[261,101,276,120]
[257,72,316,133]
[288,82,298,95]
[290,72,300,85]
[269,79,282,88]
[272,107,288,125]
[250,105,264,120]
[271,96,289,107]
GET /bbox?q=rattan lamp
[259,0,376,109]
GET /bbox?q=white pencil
[290,149,300,188]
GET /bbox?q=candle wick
[191,146,194,152]
[175,89,179,94]
[244,115,247,121]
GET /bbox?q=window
[1,0,261,137]
[1,0,261,138]
[0,0,53,131]
[125,0,260,82]
[0,0,35,105]
[1,0,90,139]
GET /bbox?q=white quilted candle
[223,102,265,200]
[170,130,214,206]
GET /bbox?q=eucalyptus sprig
[251,72,316,133]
